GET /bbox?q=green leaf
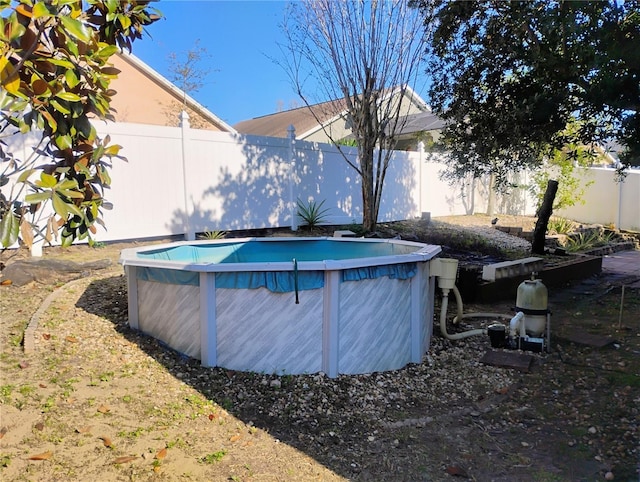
[51,192,69,217]
[59,15,91,43]
[17,168,37,183]
[61,232,74,247]
[70,101,83,118]
[54,134,73,150]
[48,58,75,69]
[56,178,78,190]
[105,0,119,14]
[19,119,30,134]
[0,212,20,247]
[58,189,85,199]
[98,166,111,186]
[92,144,105,161]
[117,14,131,29]
[6,16,26,43]
[104,144,121,156]
[25,192,52,204]
[65,37,79,57]
[55,91,81,102]
[0,56,20,95]
[76,115,94,140]
[50,99,71,115]
[64,69,80,89]
[97,44,119,58]
[36,173,57,188]
[32,2,51,19]
[89,203,99,220]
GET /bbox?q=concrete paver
[601,250,640,288]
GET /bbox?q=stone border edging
[23,269,123,355]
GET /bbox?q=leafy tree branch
[0,0,161,248]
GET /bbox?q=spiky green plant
[563,231,616,252]
[199,229,226,240]
[296,199,330,229]
[547,217,576,235]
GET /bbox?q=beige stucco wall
[303,115,352,143]
[301,90,426,143]
[107,54,224,131]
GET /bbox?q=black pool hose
[293,258,300,304]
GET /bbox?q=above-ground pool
[120,237,442,377]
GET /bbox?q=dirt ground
[1,216,638,481]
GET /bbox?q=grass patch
[200,450,226,464]
[605,371,640,388]
[0,385,14,404]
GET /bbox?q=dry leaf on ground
[28,451,53,461]
[113,455,137,464]
[98,435,113,448]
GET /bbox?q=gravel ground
[1,215,638,481]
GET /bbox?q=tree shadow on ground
[75,275,389,480]
[73,256,640,481]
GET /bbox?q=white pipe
[439,291,486,340]
[439,285,517,341]
[450,285,514,325]
[434,258,522,341]
[509,311,526,338]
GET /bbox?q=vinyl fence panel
[5,119,635,248]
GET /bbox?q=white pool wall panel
[338,276,412,374]
[138,279,201,358]
[121,238,442,377]
[215,287,324,374]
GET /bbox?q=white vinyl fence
[3,119,638,247]
[85,120,529,242]
[557,168,640,232]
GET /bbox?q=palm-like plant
[296,199,330,229]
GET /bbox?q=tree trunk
[360,143,377,233]
[362,183,375,232]
[531,179,559,255]
[486,172,496,215]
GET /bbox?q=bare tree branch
[277,0,433,231]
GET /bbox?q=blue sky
[131,0,302,126]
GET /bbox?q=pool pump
[510,275,550,352]
[432,258,550,353]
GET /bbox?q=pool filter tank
[505,275,550,352]
[516,277,548,336]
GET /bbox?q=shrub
[547,217,576,235]
[563,230,616,252]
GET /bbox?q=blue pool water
[137,239,419,264]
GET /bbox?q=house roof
[395,111,446,136]
[234,85,431,140]
[114,52,236,133]
[234,98,346,139]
